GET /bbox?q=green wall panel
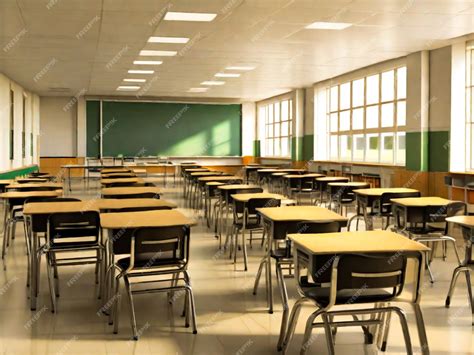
[0,165,38,179]
[302,134,314,161]
[253,140,261,157]
[406,131,429,171]
[86,101,101,157]
[87,101,242,157]
[428,130,449,172]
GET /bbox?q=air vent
[48,87,71,92]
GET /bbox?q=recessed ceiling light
[140,50,177,56]
[133,60,163,65]
[128,70,154,74]
[201,81,225,86]
[188,88,209,93]
[148,36,190,44]
[123,78,146,83]
[305,21,352,30]
[164,11,217,22]
[225,66,255,71]
[215,73,240,78]
[117,85,140,91]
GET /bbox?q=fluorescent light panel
[117,85,140,91]
[133,60,163,65]
[140,50,177,56]
[201,81,225,86]
[225,66,255,71]
[148,36,189,43]
[164,11,217,22]
[305,21,352,30]
[215,73,240,78]
[128,69,154,74]
[188,88,209,93]
[124,78,146,83]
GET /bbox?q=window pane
[330,113,338,132]
[268,104,274,123]
[288,99,293,119]
[396,132,406,165]
[281,121,289,136]
[267,125,273,138]
[366,74,379,105]
[340,82,351,110]
[274,102,280,122]
[381,103,394,127]
[366,105,379,128]
[330,135,338,160]
[381,70,395,102]
[267,139,273,156]
[366,133,379,162]
[340,135,352,161]
[353,134,365,161]
[352,108,364,130]
[340,110,350,131]
[281,137,289,157]
[381,132,394,164]
[274,139,281,156]
[397,101,406,126]
[330,87,338,111]
[281,100,289,120]
[397,67,407,99]
[352,79,364,107]
[274,123,281,138]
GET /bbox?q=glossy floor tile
[0,179,472,355]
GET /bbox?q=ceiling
[1,0,474,102]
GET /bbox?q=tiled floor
[0,179,472,354]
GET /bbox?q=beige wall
[39,96,77,157]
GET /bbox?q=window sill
[310,160,405,168]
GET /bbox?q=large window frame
[259,97,293,158]
[466,45,474,171]
[325,66,407,165]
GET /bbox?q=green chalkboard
[86,101,101,157]
[86,101,242,157]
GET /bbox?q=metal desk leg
[266,252,273,313]
[30,231,38,310]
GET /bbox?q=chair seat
[117,255,186,270]
[302,286,393,307]
[426,222,445,232]
[233,216,261,229]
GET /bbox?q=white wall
[39,97,77,157]
[241,102,256,156]
[0,73,40,171]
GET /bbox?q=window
[9,89,14,161]
[324,66,406,165]
[259,98,293,157]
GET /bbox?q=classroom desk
[315,177,350,203]
[0,180,13,193]
[101,186,161,198]
[100,209,196,229]
[287,230,430,354]
[187,172,224,206]
[62,164,125,192]
[391,197,456,229]
[256,206,348,346]
[100,173,137,179]
[100,178,142,187]
[243,165,267,183]
[6,182,63,190]
[348,188,420,231]
[445,216,474,324]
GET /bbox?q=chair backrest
[232,187,264,210]
[446,201,467,217]
[47,211,100,247]
[107,182,146,188]
[110,206,173,213]
[24,197,81,204]
[13,186,60,192]
[380,191,421,205]
[129,226,190,268]
[29,172,49,177]
[103,174,136,179]
[334,253,407,299]
[246,198,280,215]
[16,178,47,184]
